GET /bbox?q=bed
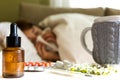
[1,2,120,63]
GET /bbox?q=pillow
[105,8,120,16]
[0,51,1,71]
[0,32,5,50]
[19,2,104,24]
[39,13,97,64]
[0,22,42,62]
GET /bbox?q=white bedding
[39,13,98,64]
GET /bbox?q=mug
[81,16,120,64]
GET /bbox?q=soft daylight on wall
[50,0,120,9]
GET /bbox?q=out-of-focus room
[0,0,120,79]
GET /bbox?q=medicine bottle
[2,23,24,78]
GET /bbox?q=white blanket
[39,13,98,64]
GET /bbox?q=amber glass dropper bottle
[2,23,24,78]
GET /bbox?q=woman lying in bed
[16,20,60,62]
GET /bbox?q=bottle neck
[7,36,21,47]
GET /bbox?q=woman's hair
[15,20,35,31]
[15,19,44,31]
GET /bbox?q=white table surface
[0,69,120,80]
[0,52,120,80]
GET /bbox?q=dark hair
[15,20,34,31]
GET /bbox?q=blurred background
[0,0,120,22]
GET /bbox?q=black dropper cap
[7,23,21,47]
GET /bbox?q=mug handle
[81,27,92,55]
